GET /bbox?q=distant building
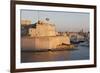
[21,19,31,26]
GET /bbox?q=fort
[21,18,71,51]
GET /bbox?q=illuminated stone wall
[21,19,70,50]
[29,20,56,37]
[21,36,70,50]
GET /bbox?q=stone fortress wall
[21,18,70,50]
[21,36,70,50]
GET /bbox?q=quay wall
[21,36,70,50]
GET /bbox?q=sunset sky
[21,10,90,32]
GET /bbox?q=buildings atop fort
[29,19,56,37]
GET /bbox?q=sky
[21,9,90,32]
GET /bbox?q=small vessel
[79,41,89,47]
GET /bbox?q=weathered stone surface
[21,19,70,50]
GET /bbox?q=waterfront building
[21,18,70,50]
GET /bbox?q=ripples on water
[21,45,89,63]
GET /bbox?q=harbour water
[21,43,89,63]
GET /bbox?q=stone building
[29,20,56,37]
[21,19,31,26]
[21,19,70,50]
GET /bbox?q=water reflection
[21,45,89,63]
